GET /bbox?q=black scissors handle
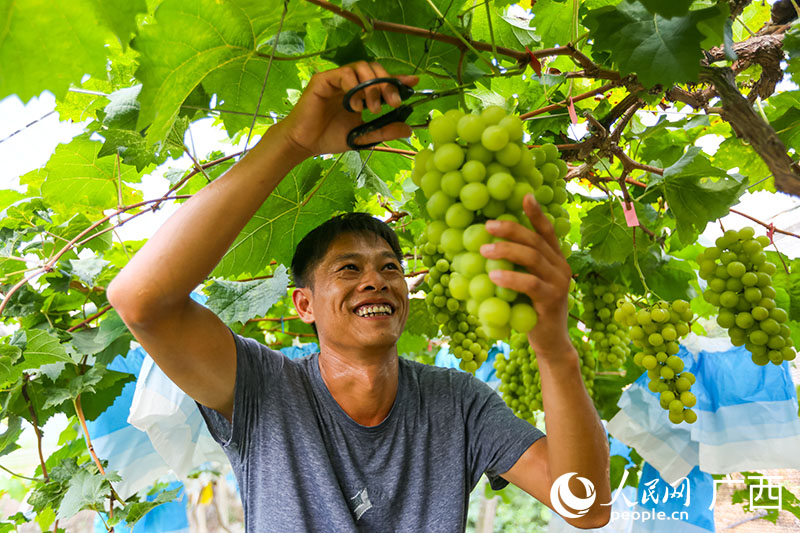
[342,77,416,112]
[343,78,417,150]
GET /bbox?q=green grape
[420,170,442,198]
[459,182,490,211]
[510,303,538,332]
[457,113,485,144]
[481,125,509,151]
[463,224,492,252]
[486,173,515,201]
[433,143,465,172]
[440,170,465,198]
[582,281,631,369]
[461,160,486,183]
[429,114,458,145]
[444,202,474,229]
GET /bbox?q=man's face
[293,232,409,354]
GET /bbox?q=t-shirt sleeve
[196,330,286,459]
[460,375,545,490]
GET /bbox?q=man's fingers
[522,194,561,253]
[485,218,562,268]
[480,240,558,279]
[487,269,555,303]
[351,61,384,114]
[370,62,402,107]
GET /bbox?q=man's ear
[292,288,315,324]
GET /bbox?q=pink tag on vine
[621,200,639,227]
[568,97,578,125]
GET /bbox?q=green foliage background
[1,0,799,527]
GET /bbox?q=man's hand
[275,61,419,159]
[479,193,573,358]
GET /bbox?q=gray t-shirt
[197,332,545,532]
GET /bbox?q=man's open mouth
[354,303,395,317]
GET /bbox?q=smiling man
[108,61,610,531]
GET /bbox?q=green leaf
[117,487,182,525]
[0,0,108,101]
[765,91,800,154]
[41,134,142,217]
[628,252,697,301]
[472,6,539,50]
[0,415,23,458]
[342,151,393,198]
[202,58,300,135]
[206,265,290,325]
[98,129,158,172]
[56,468,108,519]
[132,0,316,143]
[531,0,575,49]
[637,0,693,19]
[353,0,465,76]
[103,86,142,130]
[579,201,653,264]
[584,1,726,88]
[215,157,355,276]
[0,344,23,386]
[70,312,130,356]
[88,0,147,48]
[784,23,800,84]
[644,147,748,245]
[68,256,109,286]
[23,330,75,369]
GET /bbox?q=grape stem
[631,227,664,301]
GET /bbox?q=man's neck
[317,345,399,427]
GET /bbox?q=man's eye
[341,264,358,271]
[385,263,400,270]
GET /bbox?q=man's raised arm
[107,63,417,420]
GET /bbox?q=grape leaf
[643,147,748,246]
[626,251,697,301]
[351,0,466,76]
[132,0,317,143]
[214,157,355,276]
[580,201,653,265]
[764,91,800,153]
[41,134,142,217]
[0,344,23,385]
[584,0,726,88]
[0,0,108,102]
[342,151,394,198]
[115,487,182,525]
[88,0,147,48]
[531,0,575,49]
[637,0,693,19]
[68,257,109,287]
[69,312,130,356]
[23,330,76,369]
[784,23,800,85]
[56,468,108,519]
[206,265,290,325]
[0,416,23,458]
[103,86,142,130]
[202,58,300,135]
[471,5,539,50]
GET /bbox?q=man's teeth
[355,304,393,317]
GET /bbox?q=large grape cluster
[411,106,570,342]
[579,282,631,369]
[494,334,597,421]
[420,235,491,373]
[616,299,698,424]
[697,227,796,366]
[494,333,541,423]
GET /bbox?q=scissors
[342,77,466,150]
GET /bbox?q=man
[108,61,610,531]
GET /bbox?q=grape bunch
[579,282,631,369]
[697,227,796,366]
[573,336,597,401]
[411,106,571,341]
[494,334,597,421]
[494,333,542,423]
[420,235,491,373]
[615,299,698,424]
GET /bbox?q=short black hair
[291,212,404,289]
